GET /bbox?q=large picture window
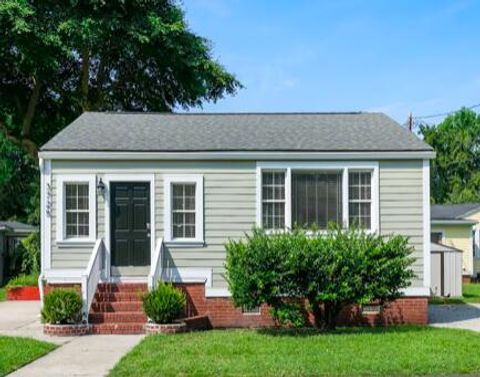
[291,172,342,228]
[258,164,378,232]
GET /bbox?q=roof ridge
[85,111,369,116]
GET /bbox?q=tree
[225,227,415,329]
[419,108,480,204]
[0,0,241,222]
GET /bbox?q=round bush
[143,282,186,324]
[41,288,83,325]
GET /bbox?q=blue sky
[181,0,480,124]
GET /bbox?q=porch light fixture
[97,178,105,196]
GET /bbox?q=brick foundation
[145,322,187,335]
[462,275,473,284]
[44,324,88,336]
[176,283,428,328]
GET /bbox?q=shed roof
[41,112,432,153]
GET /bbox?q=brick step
[89,312,147,324]
[90,323,145,335]
[94,292,145,302]
[90,301,143,313]
[97,283,148,293]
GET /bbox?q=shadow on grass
[256,325,428,337]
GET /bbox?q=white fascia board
[38,150,436,161]
[431,220,477,225]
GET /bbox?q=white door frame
[103,174,155,281]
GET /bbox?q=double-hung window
[56,174,96,243]
[164,175,204,244]
[260,164,377,231]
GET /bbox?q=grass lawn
[0,336,57,376]
[109,326,480,377]
[0,287,5,302]
[429,283,480,304]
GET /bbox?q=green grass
[0,336,56,376]
[429,283,480,304]
[0,287,5,302]
[109,326,480,377]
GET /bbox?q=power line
[413,103,480,120]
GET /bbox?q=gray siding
[49,159,426,289]
[379,160,424,286]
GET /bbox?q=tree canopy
[0,0,241,222]
[419,108,480,204]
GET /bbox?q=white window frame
[256,161,379,232]
[56,174,96,245]
[164,174,204,245]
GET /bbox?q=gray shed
[431,242,463,297]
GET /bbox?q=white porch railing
[148,238,164,290]
[81,239,104,322]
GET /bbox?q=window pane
[348,172,372,229]
[262,171,285,229]
[171,183,196,239]
[64,183,89,238]
[292,172,342,229]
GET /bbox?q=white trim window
[164,174,204,244]
[56,174,96,244]
[257,162,379,232]
[348,171,372,229]
[261,171,286,229]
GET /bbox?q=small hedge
[6,273,39,288]
[41,289,83,325]
[143,282,186,324]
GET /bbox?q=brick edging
[43,323,89,336]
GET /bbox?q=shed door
[431,252,443,296]
[111,182,150,267]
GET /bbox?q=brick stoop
[89,283,147,334]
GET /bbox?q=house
[38,112,434,333]
[431,203,480,281]
[0,221,37,285]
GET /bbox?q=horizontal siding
[380,160,424,287]
[48,159,425,291]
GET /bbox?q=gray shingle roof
[41,112,432,152]
[431,203,480,220]
[0,221,37,233]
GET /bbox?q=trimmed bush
[41,289,82,325]
[6,273,39,288]
[225,226,415,329]
[143,282,186,324]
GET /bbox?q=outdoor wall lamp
[97,178,106,197]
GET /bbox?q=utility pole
[408,112,413,132]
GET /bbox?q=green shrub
[41,289,83,325]
[225,226,415,329]
[6,273,39,288]
[270,303,307,328]
[7,231,40,280]
[142,282,186,324]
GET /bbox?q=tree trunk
[80,47,90,111]
[323,301,341,330]
[22,77,41,138]
[308,296,323,328]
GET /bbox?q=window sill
[164,240,205,248]
[56,239,96,247]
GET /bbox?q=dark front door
[111,182,150,267]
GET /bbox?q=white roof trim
[431,219,477,225]
[38,150,436,161]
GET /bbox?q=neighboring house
[0,221,37,285]
[431,203,480,281]
[38,112,434,333]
